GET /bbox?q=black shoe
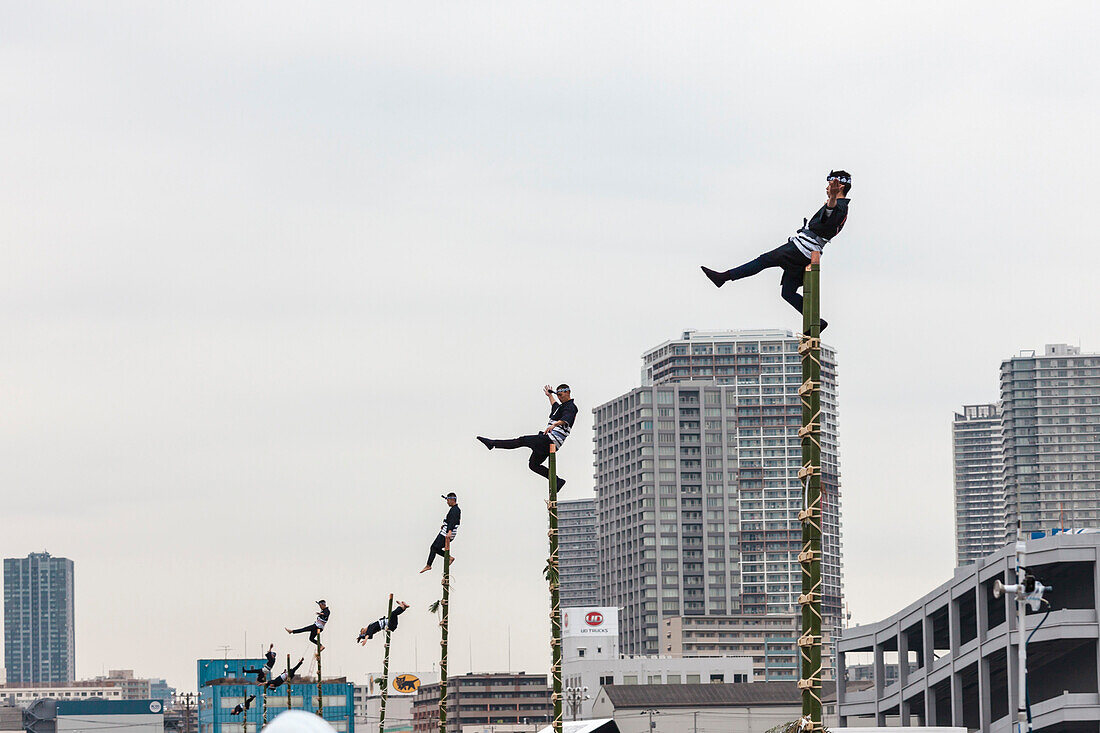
[819,319,829,333]
[700,266,727,288]
[555,477,567,490]
[477,436,494,450]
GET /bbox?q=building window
[666,675,681,684]
[623,676,638,685]
[710,674,724,683]
[599,676,614,686]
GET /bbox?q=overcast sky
[2,2,1098,693]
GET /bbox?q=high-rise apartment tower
[3,552,76,684]
[952,404,1005,566]
[1002,344,1100,535]
[594,329,843,656]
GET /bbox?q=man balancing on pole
[266,658,305,690]
[243,643,277,683]
[700,171,851,332]
[420,493,460,573]
[477,384,578,489]
[357,601,410,644]
[285,600,330,651]
[230,696,256,716]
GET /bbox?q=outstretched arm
[544,384,559,406]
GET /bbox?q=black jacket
[550,399,578,428]
[442,505,461,533]
[802,198,849,241]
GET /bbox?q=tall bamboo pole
[316,636,324,719]
[286,655,293,712]
[262,667,269,726]
[379,594,395,733]
[798,251,824,731]
[439,537,451,733]
[547,445,563,733]
[242,697,248,733]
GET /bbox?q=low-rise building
[0,682,123,707]
[412,673,550,733]
[562,658,751,720]
[590,682,837,733]
[838,532,1100,730]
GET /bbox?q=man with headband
[476,384,578,490]
[701,171,851,331]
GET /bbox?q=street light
[563,686,589,721]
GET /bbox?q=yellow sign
[393,674,420,694]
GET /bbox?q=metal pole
[798,251,824,731]
[1015,524,1028,733]
[380,594,395,733]
[439,535,451,733]
[548,446,563,733]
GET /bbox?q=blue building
[197,659,354,733]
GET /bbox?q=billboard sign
[562,607,618,637]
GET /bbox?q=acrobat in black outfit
[701,171,851,331]
[420,493,460,573]
[230,696,256,716]
[357,601,410,643]
[285,600,330,651]
[242,643,277,683]
[266,658,304,690]
[477,384,578,489]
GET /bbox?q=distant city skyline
[2,2,1097,693]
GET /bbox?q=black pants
[290,624,322,645]
[491,433,565,486]
[366,606,406,639]
[725,241,812,315]
[243,666,269,683]
[426,533,451,568]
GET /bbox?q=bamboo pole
[547,445,563,733]
[798,251,824,731]
[316,636,324,719]
[439,536,451,733]
[262,668,269,727]
[379,594,395,733]
[242,697,248,733]
[286,655,293,712]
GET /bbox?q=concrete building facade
[1001,344,1100,537]
[594,329,843,660]
[558,499,599,608]
[560,606,751,718]
[0,683,123,707]
[411,674,550,733]
[837,532,1100,731]
[3,552,76,684]
[953,404,1006,566]
[662,614,806,681]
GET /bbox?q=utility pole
[993,521,1051,733]
[183,693,193,733]
[639,709,659,733]
[797,251,824,731]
